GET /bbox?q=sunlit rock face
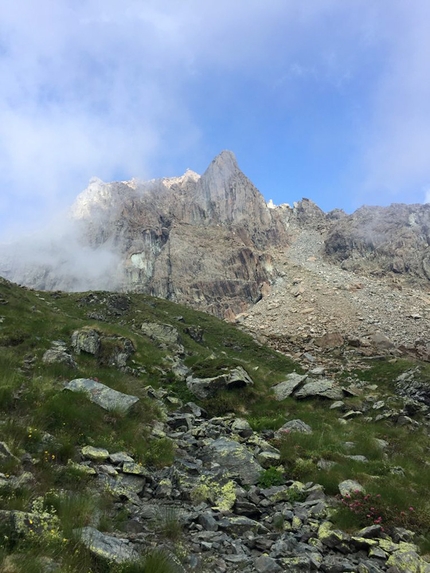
[0,151,289,318]
[3,149,430,321]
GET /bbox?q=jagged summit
[2,150,430,335]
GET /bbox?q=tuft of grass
[151,507,183,541]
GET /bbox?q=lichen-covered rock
[338,479,364,497]
[205,437,263,485]
[71,328,101,355]
[42,341,77,368]
[64,378,139,413]
[81,446,110,461]
[386,548,430,573]
[218,515,268,535]
[77,526,139,564]
[141,322,180,346]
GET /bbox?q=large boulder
[205,437,263,485]
[71,328,101,355]
[77,526,139,564]
[272,373,308,400]
[64,378,139,413]
[186,366,254,399]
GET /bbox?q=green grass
[1,277,430,564]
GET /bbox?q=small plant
[143,438,175,468]
[334,490,429,535]
[258,466,285,488]
[151,507,183,541]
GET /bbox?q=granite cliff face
[2,151,430,333]
[69,150,290,318]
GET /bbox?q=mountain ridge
[1,150,430,358]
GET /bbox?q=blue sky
[1,1,430,240]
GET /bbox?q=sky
[1,1,430,241]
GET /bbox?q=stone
[275,419,312,437]
[187,366,254,399]
[141,322,180,346]
[206,437,263,485]
[71,328,101,355]
[0,442,19,462]
[386,549,430,573]
[318,522,350,549]
[272,373,308,400]
[218,515,268,535]
[315,332,344,349]
[338,479,364,496]
[321,554,358,572]
[295,379,343,400]
[77,526,139,564]
[81,446,110,461]
[109,452,135,464]
[64,378,139,413]
[42,342,77,368]
[122,462,148,476]
[254,555,282,573]
[198,512,218,532]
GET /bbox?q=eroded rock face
[325,203,430,281]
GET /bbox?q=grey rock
[254,555,282,573]
[42,344,77,369]
[272,373,308,400]
[275,419,312,437]
[81,446,110,461]
[187,366,254,399]
[109,452,135,464]
[218,515,268,535]
[321,554,358,572]
[295,378,343,400]
[0,442,19,462]
[198,512,218,531]
[279,556,312,572]
[77,526,139,564]
[206,437,263,485]
[141,322,180,346]
[71,328,101,355]
[338,479,364,496]
[64,378,139,413]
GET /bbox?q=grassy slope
[0,277,429,570]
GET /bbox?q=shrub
[259,467,285,488]
[334,490,430,535]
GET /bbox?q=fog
[0,213,123,292]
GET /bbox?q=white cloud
[0,0,430,241]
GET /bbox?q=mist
[0,213,123,292]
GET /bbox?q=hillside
[1,152,430,363]
[0,276,430,572]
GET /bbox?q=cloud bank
[0,0,430,242]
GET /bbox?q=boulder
[275,419,312,437]
[295,379,343,400]
[42,341,77,368]
[71,328,101,355]
[205,437,263,485]
[64,378,139,413]
[187,366,254,399]
[141,322,180,346]
[77,526,139,564]
[272,373,308,400]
